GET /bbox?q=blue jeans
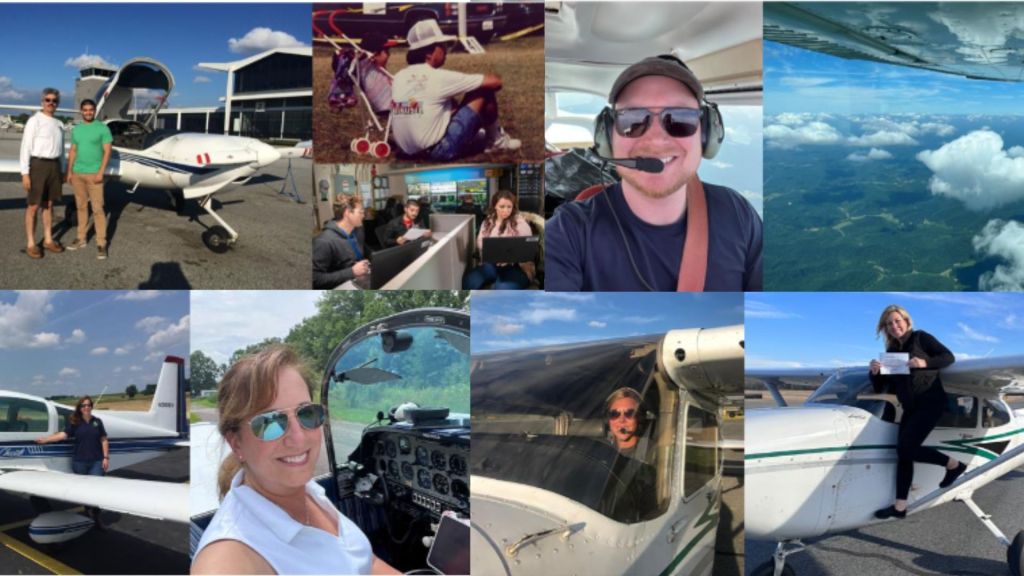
[463,262,530,290]
[72,460,104,476]
[428,106,483,162]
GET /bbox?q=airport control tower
[74,65,116,111]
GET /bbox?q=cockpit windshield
[805,367,874,405]
[471,335,676,524]
[326,324,470,465]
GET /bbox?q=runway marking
[0,531,80,575]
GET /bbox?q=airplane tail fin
[144,356,187,437]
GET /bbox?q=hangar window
[0,398,48,433]
[683,405,717,498]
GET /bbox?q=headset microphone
[600,156,665,174]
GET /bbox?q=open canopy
[95,58,174,127]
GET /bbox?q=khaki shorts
[27,157,62,206]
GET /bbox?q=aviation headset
[602,387,652,438]
[592,54,725,160]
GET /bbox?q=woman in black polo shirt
[36,396,109,524]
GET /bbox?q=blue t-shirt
[545,181,762,291]
[64,417,107,462]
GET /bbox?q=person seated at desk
[312,194,370,289]
[463,190,534,290]
[383,199,432,247]
[455,193,484,227]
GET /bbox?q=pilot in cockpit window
[602,387,659,522]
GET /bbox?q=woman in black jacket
[869,304,967,519]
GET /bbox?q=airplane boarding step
[909,441,1024,513]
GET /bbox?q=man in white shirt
[391,20,521,161]
[19,87,66,259]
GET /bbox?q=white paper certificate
[879,352,910,375]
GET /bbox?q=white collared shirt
[193,470,373,575]
[19,111,65,175]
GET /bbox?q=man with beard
[545,56,762,291]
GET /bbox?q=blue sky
[0,291,188,398]
[765,40,1024,115]
[746,293,1024,370]
[0,4,309,108]
[191,291,320,366]
[471,292,743,353]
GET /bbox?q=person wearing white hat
[390,19,521,161]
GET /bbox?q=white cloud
[193,76,211,84]
[588,321,607,328]
[114,346,131,355]
[847,130,918,147]
[520,308,576,324]
[136,316,168,333]
[0,292,59,349]
[492,321,525,335]
[147,315,189,350]
[780,77,832,88]
[116,291,162,301]
[228,27,306,54]
[130,366,142,372]
[707,160,733,169]
[0,76,25,100]
[65,53,116,70]
[113,367,123,373]
[957,322,999,343]
[917,130,1024,211]
[745,300,799,319]
[847,148,893,162]
[59,367,80,378]
[145,351,164,362]
[537,293,595,303]
[764,121,843,149]
[90,347,109,355]
[622,315,662,324]
[973,219,1024,290]
[67,328,86,344]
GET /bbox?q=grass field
[312,35,544,164]
[49,394,193,414]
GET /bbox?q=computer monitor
[482,236,540,264]
[426,515,469,575]
[370,238,430,289]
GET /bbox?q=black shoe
[874,505,907,520]
[940,462,967,488]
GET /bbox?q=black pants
[896,395,949,499]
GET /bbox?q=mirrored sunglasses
[607,408,637,420]
[249,403,325,442]
[613,107,701,139]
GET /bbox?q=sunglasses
[607,408,637,420]
[613,107,701,139]
[249,403,325,442]
[80,403,93,409]
[44,98,59,104]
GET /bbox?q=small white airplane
[0,57,311,253]
[471,324,744,576]
[0,114,24,132]
[0,356,189,543]
[746,358,1024,576]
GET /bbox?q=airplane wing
[765,2,1024,82]
[0,469,188,523]
[745,368,834,407]
[0,104,77,114]
[940,355,1024,396]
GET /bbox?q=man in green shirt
[66,99,112,259]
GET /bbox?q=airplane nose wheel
[752,540,803,576]
[202,225,232,253]
[1010,531,1024,576]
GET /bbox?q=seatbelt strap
[677,176,708,292]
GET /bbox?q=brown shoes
[26,245,43,259]
[97,245,107,260]
[66,238,87,251]
[42,241,64,253]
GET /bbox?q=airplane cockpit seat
[108,120,150,150]
[854,398,897,423]
[11,421,28,432]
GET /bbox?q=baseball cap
[407,19,457,51]
[609,55,704,104]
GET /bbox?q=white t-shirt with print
[391,63,484,154]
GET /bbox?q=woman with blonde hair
[191,345,398,574]
[868,304,966,519]
[462,190,535,289]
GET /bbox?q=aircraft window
[327,325,470,466]
[56,407,71,431]
[937,395,977,428]
[806,369,873,406]
[982,399,1010,428]
[0,397,48,433]
[683,405,717,498]
[471,335,670,524]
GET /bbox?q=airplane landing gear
[752,540,803,576]
[198,194,238,253]
[1007,531,1023,576]
[202,225,232,253]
